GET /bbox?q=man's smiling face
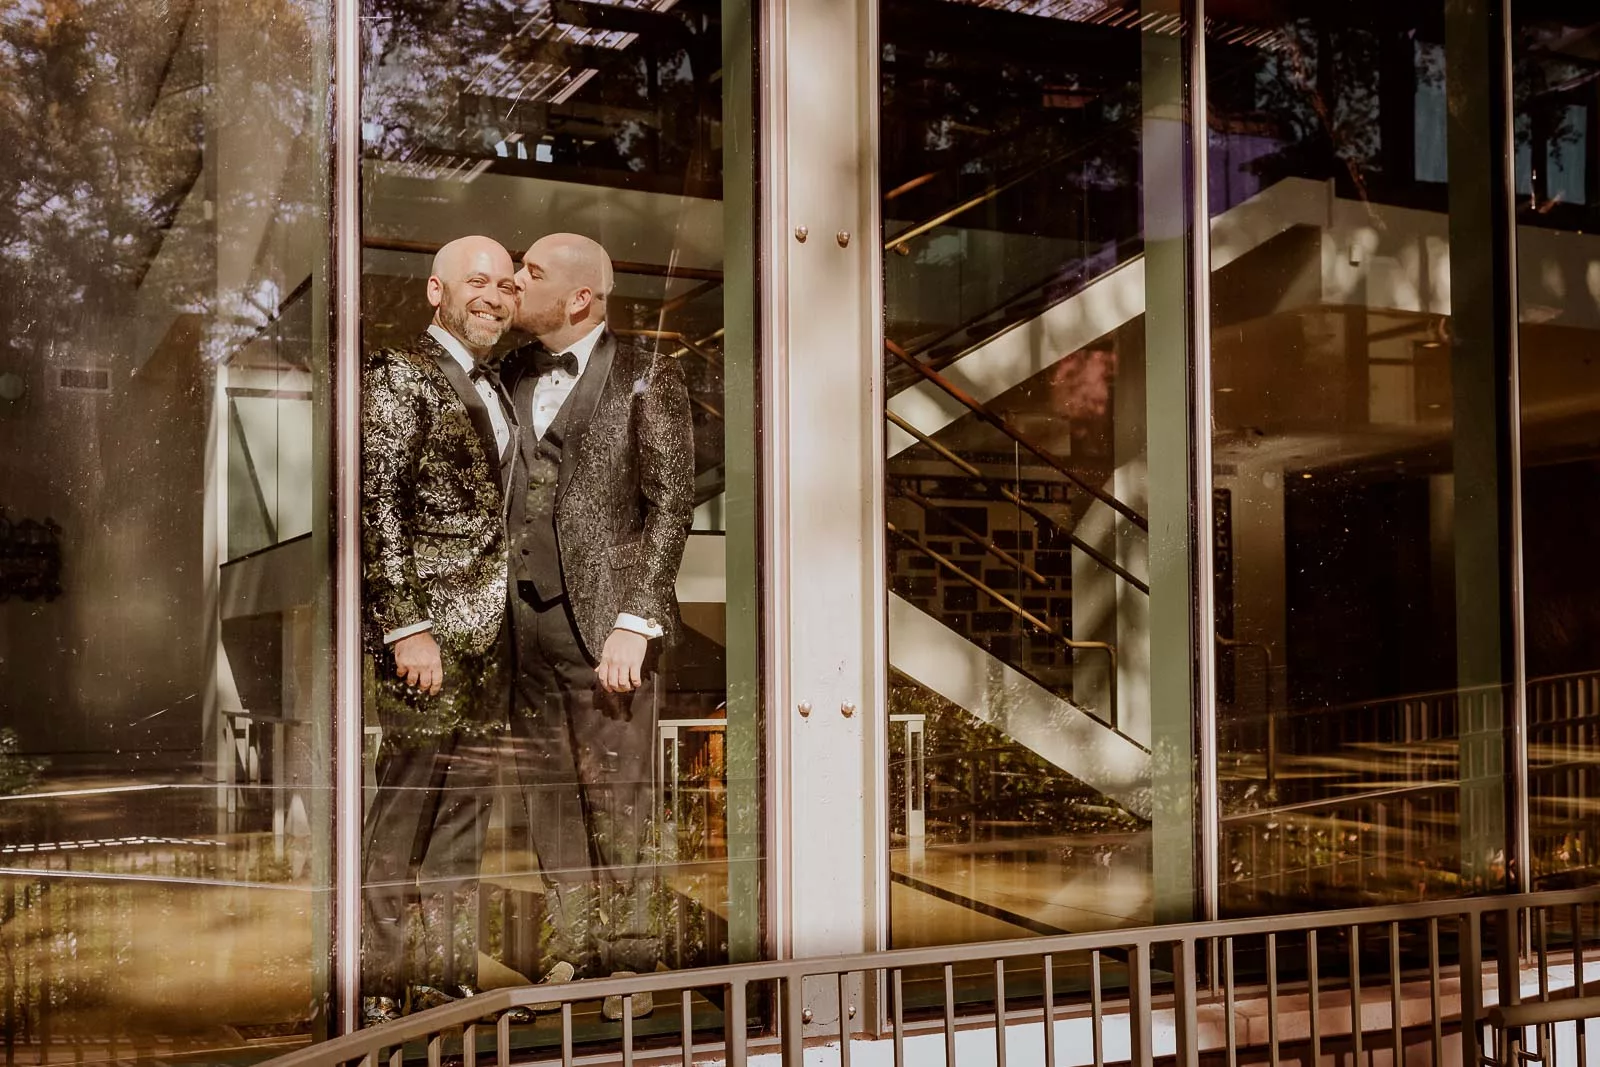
[428,238,519,356]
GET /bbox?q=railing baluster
[1537,907,1550,1067]
[994,959,1007,1067]
[783,974,804,1064]
[1430,917,1443,1066]
[942,963,956,1067]
[1130,942,1152,1067]
[1349,924,1363,1065]
[837,972,852,1067]
[1572,903,1584,991]
[892,969,905,1067]
[389,1046,403,1067]
[1389,922,1403,1058]
[724,980,747,1067]
[1538,906,1550,1001]
[1266,932,1279,1067]
[496,1011,511,1067]
[682,989,694,1067]
[462,1022,477,1067]
[1307,929,1320,1064]
[1091,949,1104,1067]
[623,997,635,1067]
[1174,939,1198,1067]
[1224,937,1237,1067]
[1463,910,1485,1067]
[1042,954,1055,1067]
[560,1001,574,1067]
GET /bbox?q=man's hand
[393,631,444,695]
[596,628,649,693]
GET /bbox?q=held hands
[596,628,649,693]
[393,631,444,695]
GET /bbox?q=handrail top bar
[260,885,1600,1067]
[1289,665,1600,719]
[1488,992,1600,1029]
[885,340,1150,532]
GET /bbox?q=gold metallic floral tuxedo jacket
[360,333,510,734]
[503,329,695,660]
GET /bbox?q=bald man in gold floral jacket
[359,236,520,1023]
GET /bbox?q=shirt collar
[556,322,607,378]
[427,323,481,375]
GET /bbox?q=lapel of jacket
[422,332,502,485]
[555,329,619,501]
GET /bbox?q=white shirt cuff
[384,620,434,644]
[614,613,664,639]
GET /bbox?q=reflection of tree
[1513,22,1589,217]
[0,728,46,795]
[880,0,1141,241]
[0,0,326,366]
[1244,19,1384,202]
[0,0,199,331]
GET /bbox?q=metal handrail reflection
[889,480,1051,589]
[1216,634,1276,787]
[885,409,1149,595]
[613,327,723,367]
[885,340,1149,532]
[887,521,1121,731]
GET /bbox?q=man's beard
[441,298,504,351]
[516,298,566,341]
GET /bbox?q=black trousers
[510,582,660,976]
[361,644,503,1001]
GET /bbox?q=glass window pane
[1512,1,1600,891]
[1209,1,1517,914]
[0,0,334,1057]
[878,0,1199,997]
[356,0,762,1041]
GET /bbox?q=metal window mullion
[758,0,792,966]
[333,0,365,1034]
[1496,0,1530,899]
[1187,0,1220,924]
[862,0,890,966]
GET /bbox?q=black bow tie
[534,348,580,379]
[469,361,504,391]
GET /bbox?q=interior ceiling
[360,0,721,191]
[927,0,1288,49]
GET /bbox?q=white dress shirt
[529,321,605,441]
[528,323,663,641]
[429,323,512,456]
[382,326,514,646]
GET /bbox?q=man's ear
[426,276,444,308]
[569,286,594,319]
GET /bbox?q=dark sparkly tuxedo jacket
[360,331,510,736]
[502,328,695,659]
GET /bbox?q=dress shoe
[408,984,461,1012]
[529,960,577,1013]
[455,983,535,1025]
[601,971,653,1021]
[362,996,403,1025]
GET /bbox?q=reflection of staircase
[690,172,1563,855]
[890,596,1149,818]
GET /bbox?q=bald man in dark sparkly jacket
[501,233,694,1016]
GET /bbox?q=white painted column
[762,0,888,1033]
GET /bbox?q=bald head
[427,235,517,358]
[513,233,614,349]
